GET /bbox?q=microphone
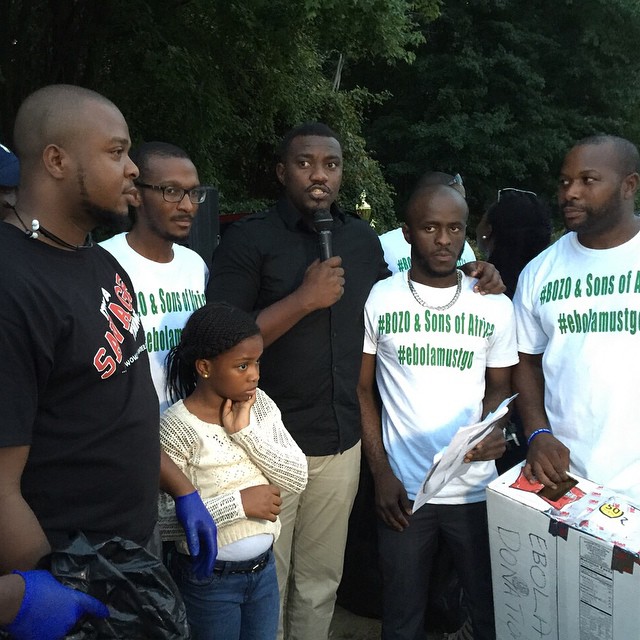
[313,209,333,261]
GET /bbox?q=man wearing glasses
[100,141,209,412]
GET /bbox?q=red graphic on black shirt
[93,274,141,379]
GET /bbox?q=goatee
[81,200,130,234]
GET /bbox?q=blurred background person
[476,188,552,299]
[476,187,552,473]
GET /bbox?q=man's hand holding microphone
[295,209,345,310]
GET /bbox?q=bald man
[378,172,476,275]
[514,135,640,501]
[358,185,517,640]
[0,85,215,638]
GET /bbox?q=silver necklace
[407,269,462,311]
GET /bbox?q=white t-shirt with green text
[100,233,208,412]
[364,271,518,503]
[514,230,640,504]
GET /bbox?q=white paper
[413,394,518,512]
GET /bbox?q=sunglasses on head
[448,173,463,187]
[498,187,537,201]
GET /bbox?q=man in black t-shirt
[0,85,215,639]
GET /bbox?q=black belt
[213,548,271,575]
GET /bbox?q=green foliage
[353,0,640,226]
[0,0,437,225]
[4,0,640,237]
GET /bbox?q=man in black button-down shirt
[207,122,387,640]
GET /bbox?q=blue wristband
[527,428,552,447]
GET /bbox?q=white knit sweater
[158,388,308,552]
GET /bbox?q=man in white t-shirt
[358,184,518,640]
[514,135,640,504]
[379,171,476,274]
[101,142,209,412]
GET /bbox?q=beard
[561,191,624,235]
[422,263,457,279]
[78,170,130,234]
[411,254,458,282]
[82,199,131,233]
[149,216,192,244]
[412,244,465,280]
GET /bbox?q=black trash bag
[40,532,190,639]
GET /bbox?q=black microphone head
[313,209,333,233]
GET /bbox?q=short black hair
[277,122,340,162]
[572,134,640,175]
[131,141,191,182]
[166,302,260,403]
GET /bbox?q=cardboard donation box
[487,464,640,640]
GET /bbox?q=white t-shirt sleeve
[363,290,379,355]
[458,241,476,266]
[486,296,519,368]
[513,263,548,354]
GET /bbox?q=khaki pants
[275,441,361,640]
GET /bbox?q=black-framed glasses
[135,182,207,204]
[449,173,463,187]
[498,187,537,201]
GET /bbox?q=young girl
[158,302,308,640]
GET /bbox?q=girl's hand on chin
[221,394,256,434]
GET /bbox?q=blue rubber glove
[175,490,218,579]
[5,570,109,640]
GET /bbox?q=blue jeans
[170,548,279,640]
[378,501,495,640]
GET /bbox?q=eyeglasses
[449,173,464,187]
[135,182,207,204]
[498,187,537,201]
